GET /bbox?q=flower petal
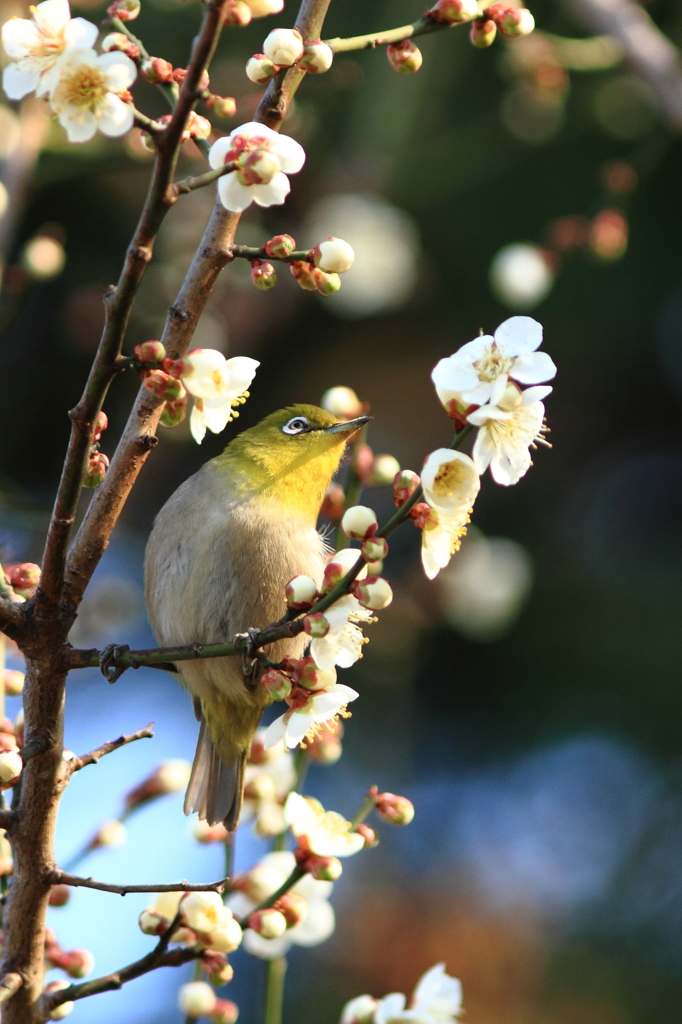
[225,355,260,396]
[64,16,98,48]
[494,315,543,355]
[98,92,133,137]
[512,350,556,384]
[263,714,287,749]
[520,385,551,404]
[289,898,335,946]
[243,928,293,960]
[209,136,233,170]
[33,0,71,33]
[2,20,41,59]
[59,108,97,142]
[252,170,290,208]
[189,401,207,444]
[284,711,313,748]
[271,133,305,173]
[99,50,137,90]
[2,63,40,99]
[217,171,254,212]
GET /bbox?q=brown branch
[46,871,229,896]
[561,0,682,130]
[324,11,458,53]
[66,724,155,775]
[230,244,314,263]
[0,973,23,1006]
[172,161,236,198]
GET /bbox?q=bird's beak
[324,415,373,435]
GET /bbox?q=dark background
[2,0,682,1021]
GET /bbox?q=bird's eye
[282,416,310,435]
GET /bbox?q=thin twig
[324,11,465,54]
[66,724,155,775]
[0,973,23,1006]
[46,871,229,896]
[237,866,306,926]
[230,244,313,264]
[172,162,236,197]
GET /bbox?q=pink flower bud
[223,0,252,24]
[250,259,277,290]
[265,233,296,258]
[246,53,279,84]
[49,885,72,907]
[261,668,292,701]
[386,38,423,74]
[303,612,330,638]
[312,236,355,274]
[124,760,191,810]
[320,386,363,420]
[285,574,318,609]
[470,17,497,46]
[589,210,628,261]
[307,854,343,880]
[430,0,478,22]
[248,907,288,938]
[134,340,166,364]
[361,536,388,563]
[83,452,109,488]
[355,823,379,848]
[193,819,230,844]
[178,980,217,1017]
[409,502,438,530]
[273,891,307,927]
[321,482,346,520]
[299,40,334,74]
[107,0,140,20]
[236,147,280,186]
[341,505,378,541]
[290,259,317,290]
[92,411,108,442]
[492,3,535,35]
[263,27,304,66]
[187,112,212,140]
[159,395,188,428]
[210,999,239,1024]
[375,792,415,825]
[138,907,170,936]
[351,575,393,611]
[313,268,341,295]
[43,980,74,1020]
[205,954,234,986]
[209,95,237,118]
[320,560,345,593]
[0,751,21,790]
[354,442,374,482]
[143,369,187,402]
[369,453,401,486]
[141,57,174,84]
[393,469,421,507]
[5,561,41,596]
[60,949,94,979]
[2,670,23,697]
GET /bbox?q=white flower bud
[45,981,74,1020]
[352,576,394,611]
[320,385,363,420]
[178,980,217,1017]
[0,750,22,788]
[181,890,225,933]
[138,907,169,936]
[369,454,401,486]
[299,40,333,74]
[246,53,278,84]
[285,574,318,608]
[341,505,378,541]
[499,6,535,36]
[101,32,130,52]
[90,820,126,848]
[248,907,288,938]
[155,759,192,794]
[314,237,355,274]
[207,916,243,953]
[263,27,304,66]
[246,0,284,15]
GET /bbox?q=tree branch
[46,871,229,896]
[237,866,306,926]
[0,974,23,1006]
[230,244,315,264]
[66,724,155,775]
[324,11,463,54]
[172,162,236,198]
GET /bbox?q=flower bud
[160,395,187,428]
[134,340,166,364]
[305,720,343,764]
[44,980,74,1020]
[87,819,126,850]
[246,0,284,14]
[92,411,108,443]
[246,53,278,84]
[301,661,337,693]
[375,792,415,825]
[290,260,317,290]
[206,957,234,987]
[299,40,333,74]
[260,668,292,701]
[223,0,252,25]
[248,907,287,939]
[4,561,39,596]
[193,821,229,847]
[307,854,343,880]
[321,386,363,420]
[143,369,187,402]
[250,259,277,290]
[210,95,238,118]
[355,823,379,848]
[124,760,192,810]
[352,575,393,611]
[60,949,94,979]
[321,482,346,520]
[495,5,535,35]
[139,907,170,935]
[393,469,421,507]
[187,112,212,140]
[0,750,22,790]
[211,1000,239,1024]
[320,560,345,593]
[313,237,355,274]
[369,454,401,486]
[3,670,24,696]
[313,269,341,295]
[204,917,243,954]
[361,536,388,563]
[244,772,277,802]
[179,980,217,1017]
[589,210,628,261]
[429,0,478,22]
[236,147,280,186]
[285,574,318,609]
[386,39,423,74]
[341,995,380,1024]
[101,31,133,53]
[341,505,378,541]
[263,27,304,66]
[273,891,307,927]
[141,57,174,84]
[13,710,24,746]
[83,451,109,488]
[470,17,497,46]
[265,233,296,258]
[49,884,71,907]
[410,501,438,530]
[106,0,140,20]
[303,612,330,638]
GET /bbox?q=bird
[144,403,369,831]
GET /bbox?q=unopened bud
[470,17,497,46]
[290,260,317,290]
[141,57,174,84]
[187,112,212,140]
[375,792,415,825]
[134,340,166,364]
[313,268,341,295]
[361,536,388,563]
[236,147,280,186]
[92,411,108,442]
[250,259,277,290]
[83,451,109,488]
[320,560,345,593]
[273,891,307,927]
[106,0,140,19]
[261,668,292,701]
[386,38,423,74]
[355,823,379,847]
[263,27,304,66]
[249,729,281,764]
[101,31,130,52]
[341,505,378,541]
[0,750,22,789]
[125,760,191,810]
[143,369,187,402]
[49,884,71,907]
[299,39,333,74]
[321,386,363,421]
[4,670,25,698]
[369,453,401,486]
[44,980,74,1020]
[352,575,393,611]
[285,574,318,609]
[243,772,276,802]
[308,854,343,880]
[410,501,438,530]
[87,819,126,850]
[211,999,239,1024]
[210,95,237,118]
[223,0,252,24]
[303,612,329,638]
[159,395,187,428]
[248,907,287,939]
[246,53,279,84]
[207,959,234,987]
[313,236,355,274]
[297,661,336,692]
[393,469,421,507]
[264,233,296,258]
[178,980,217,1017]
[321,482,345,520]
[139,907,170,935]
[5,561,40,596]
[429,0,478,22]
[493,4,535,35]
[61,949,94,979]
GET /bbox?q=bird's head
[216,404,371,517]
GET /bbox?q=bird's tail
[184,719,246,831]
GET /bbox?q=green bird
[144,404,369,831]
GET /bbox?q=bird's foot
[99,644,130,684]
[235,628,261,678]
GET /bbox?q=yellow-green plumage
[144,405,366,829]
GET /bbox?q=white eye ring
[282,416,310,435]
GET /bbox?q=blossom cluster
[246,27,333,87]
[341,963,463,1024]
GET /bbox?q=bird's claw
[99,644,130,684]
[235,628,261,678]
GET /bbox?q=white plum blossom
[208,122,305,214]
[2,0,97,100]
[341,996,379,1024]
[467,385,550,486]
[179,351,260,444]
[49,47,137,143]
[431,316,555,413]
[284,792,365,857]
[264,682,359,750]
[343,963,462,1024]
[421,449,479,515]
[229,851,336,959]
[310,594,373,670]
[420,506,470,581]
